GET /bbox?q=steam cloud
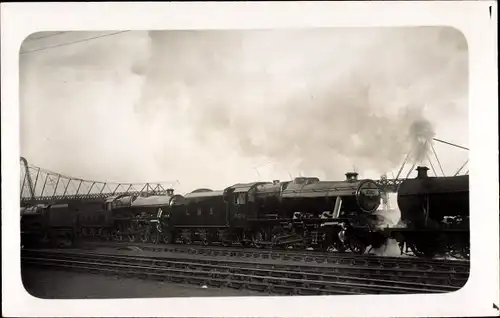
[20,27,468,191]
[133,27,467,180]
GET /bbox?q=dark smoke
[407,116,437,164]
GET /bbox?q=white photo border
[2,1,498,317]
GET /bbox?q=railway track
[21,249,467,295]
[77,240,470,273]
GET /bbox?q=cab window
[235,193,246,205]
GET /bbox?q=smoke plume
[407,115,437,164]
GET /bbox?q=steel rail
[21,252,462,295]
[78,240,470,270]
[21,256,456,294]
[21,249,468,289]
[21,258,361,295]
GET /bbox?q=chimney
[273,180,280,185]
[345,172,358,182]
[416,166,429,179]
[166,188,174,196]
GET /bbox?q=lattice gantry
[375,177,404,193]
[20,157,177,203]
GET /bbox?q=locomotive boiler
[278,173,381,220]
[387,166,470,258]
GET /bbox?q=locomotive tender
[20,166,470,259]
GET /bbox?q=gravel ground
[21,265,270,299]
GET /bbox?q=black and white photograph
[18,25,472,297]
[2,2,498,317]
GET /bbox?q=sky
[19,27,469,195]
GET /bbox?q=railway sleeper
[170,276,186,284]
[24,256,450,287]
[272,271,287,278]
[22,254,466,290]
[62,256,453,292]
[187,278,205,285]
[270,285,296,295]
[207,280,224,288]
[246,283,268,292]
[232,275,247,282]
[297,288,323,296]
[25,253,465,283]
[227,281,244,290]
[26,260,457,295]
[193,271,208,278]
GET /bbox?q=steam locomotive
[20,167,470,259]
[384,166,470,259]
